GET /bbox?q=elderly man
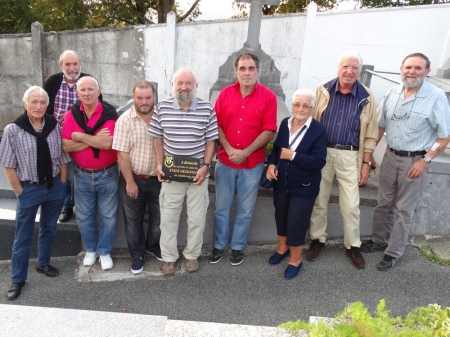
[361,53,450,271]
[113,81,162,274]
[210,52,277,266]
[62,76,119,271]
[43,50,102,223]
[306,51,378,269]
[149,68,218,275]
[0,86,70,300]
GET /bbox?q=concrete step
[0,304,293,337]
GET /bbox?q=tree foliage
[0,0,201,34]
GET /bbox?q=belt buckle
[335,144,342,149]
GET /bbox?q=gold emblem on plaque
[164,156,174,168]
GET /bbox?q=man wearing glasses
[306,51,378,269]
[360,53,450,271]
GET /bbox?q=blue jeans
[74,164,119,255]
[12,175,66,283]
[213,160,263,250]
[63,159,75,209]
[119,174,161,258]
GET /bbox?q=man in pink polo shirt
[62,76,119,271]
[211,52,277,266]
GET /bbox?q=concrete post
[31,22,44,87]
[297,2,317,89]
[360,65,374,88]
[166,12,177,98]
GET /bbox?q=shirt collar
[62,76,77,89]
[335,80,357,97]
[288,115,313,131]
[173,97,198,111]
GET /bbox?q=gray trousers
[372,148,424,258]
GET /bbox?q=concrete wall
[1,3,450,133]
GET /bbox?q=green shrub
[279,300,450,337]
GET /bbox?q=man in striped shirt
[149,68,218,276]
[307,51,378,269]
[361,53,450,271]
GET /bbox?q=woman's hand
[266,164,278,181]
[280,148,295,161]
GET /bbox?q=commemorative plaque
[162,155,201,182]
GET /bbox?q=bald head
[172,68,198,105]
[76,76,101,107]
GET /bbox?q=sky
[176,0,359,21]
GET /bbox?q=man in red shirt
[62,76,119,271]
[211,53,277,265]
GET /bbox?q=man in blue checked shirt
[361,53,450,271]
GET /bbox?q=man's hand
[407,159,427,179]
[229,149,249,165]
[193,165,209,185]
[155,164,170,183]
[359,164,371,186]
[126,181,139,199]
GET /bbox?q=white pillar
[165,11,177,98]
[297,2,317,89]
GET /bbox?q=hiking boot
[345,247,366,269]
[360,239,388,253]
[161,262,175,276]
[230,250,244,266]
[131,256,144,274]
[305,239,325,261]
[209,247,224,264]
[185,259,199,273]
[377,254,397,271]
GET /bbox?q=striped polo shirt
[149,97,218,158]
[320,81,361,147]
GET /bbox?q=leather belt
[327,144,359,151]
[77,162,116,174]
[389,148,426,157]
[21,181,46,185]
[132,173,158,180]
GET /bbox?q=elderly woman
[0,86,71,300]
[266,89,327,279]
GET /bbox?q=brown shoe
[305,239,325,261]
[345,247,366,269]
[185,259,199,273]
[161,262,175,276]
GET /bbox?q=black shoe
[59,208,73,222]
[230,250,244,266]
[7,282,25,301]
[131,256,144,274]
[305,239,325,261]
[377,254,398,271]
[146,247,163,262]
[36,265,59,277]
[360,239,387,253]
[209,247,224,264]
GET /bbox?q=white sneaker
[99,254,113,271]
[83,252,98,266]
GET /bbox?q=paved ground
[1,242,449,328]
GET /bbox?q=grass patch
[420,244,450,267]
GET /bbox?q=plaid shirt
[54,77,80,124]
[0,121,71,182]
[112,106,157,176]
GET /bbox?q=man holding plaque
[149,68,218,276]
[113,81,163,274]
[211,52,277,266]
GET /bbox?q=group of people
[1,49,449,300]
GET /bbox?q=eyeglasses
[292,103,312,110]
[391,90,416,121]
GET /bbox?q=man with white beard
[149,68,218,276]
[361,53,450,271]
[43,50,102,223]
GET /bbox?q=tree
[0,0,38,34]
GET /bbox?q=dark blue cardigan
[267,117,327,198]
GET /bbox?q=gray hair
[337,51,363,71]
[59,50,80,64]
[77,76,99,89]
[172,68,197,84]
[292,89,316,107]
[23,86,49,105]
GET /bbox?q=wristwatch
[362,161,372,166]
[202,162,211,170]
[423,155,432,163]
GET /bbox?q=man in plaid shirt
[43,50,102,223]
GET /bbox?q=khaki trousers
[309,148,361,248]
[159,180,209,262]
